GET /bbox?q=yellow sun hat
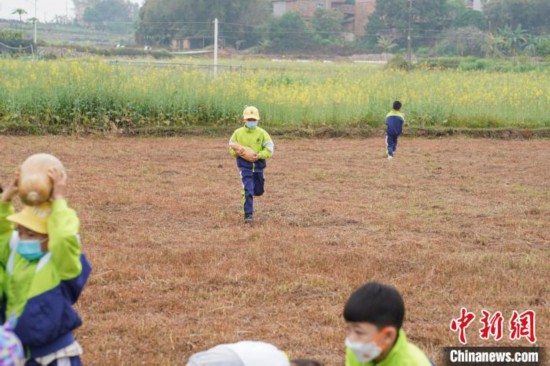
[243,106,260,121]
[7,202,52,234]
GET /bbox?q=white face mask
[346,337,383,363]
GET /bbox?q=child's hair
[393,101,402,110]
[291,359,323,366]
[343,282,405,330]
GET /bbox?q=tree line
[133,0,550,57]
[82,0,139,33]
[4,0,548,57]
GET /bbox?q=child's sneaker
[388,155,393,160]
[244,214,254,224]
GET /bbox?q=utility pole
[214,18,218,79]
[406,0,412,64]
[32,0,38,57]
[33,19,37,44]
[33,0,37,45]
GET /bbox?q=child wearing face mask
[0,167,91,366]
[344,282,432,366]
[229,106,275,224]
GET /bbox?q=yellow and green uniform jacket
[229,126,274,171]
[385,110,405,136]
[0,200,91,359]
[346,330,432,366]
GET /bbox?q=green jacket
[346,330,432,366]
[229,126,274,162]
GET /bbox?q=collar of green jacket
[346,329,432,366]
[386,110,404,119]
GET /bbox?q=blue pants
[240,169,265,216]
[386,134,399,157]
[26,356,82,366]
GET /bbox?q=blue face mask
[17,239,46,261]
[245,121,258,129]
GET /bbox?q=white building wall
[473,0,483,11]
[273,1,287,16]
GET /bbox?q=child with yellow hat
[0,166,91,366]
[229,106,275,224]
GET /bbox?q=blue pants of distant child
[386,134,399,157]
[26,356,82,366]
[240,169,265,216]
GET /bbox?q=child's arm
[47,168,82,281]
[48,199,81,280]
[257,131,274,160]
[0,174,18,266]
[228,131,239,158]
[0,203,15,267]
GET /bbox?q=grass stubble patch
[0,136,548,365]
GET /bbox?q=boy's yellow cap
[243,106,260,121]
[7,202,51,234]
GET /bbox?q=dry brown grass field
[1,136,548,365]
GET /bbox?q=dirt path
[1,136,548,365]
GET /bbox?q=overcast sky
[0,0,143,22]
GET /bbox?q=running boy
[229,106,274,224]
[385,101,405,160]
[344,282,432,366]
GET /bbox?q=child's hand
[250,153,259,162]
[235,147,245,155]
[48,167,67,201]
[229,143,245,155]
[1,171,19,202]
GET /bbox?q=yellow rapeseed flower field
[0,59,548,131]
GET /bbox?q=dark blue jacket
[386,110,405,136]
[15,255,91,358]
